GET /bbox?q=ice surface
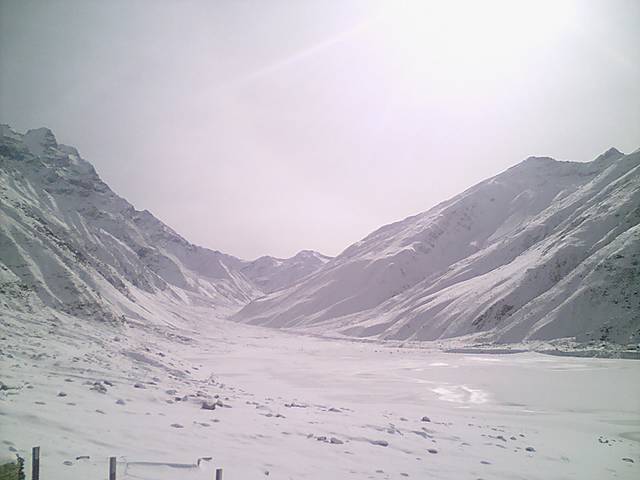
[1,308,638,479]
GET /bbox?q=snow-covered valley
[1,306,638,479]
[2,125,639,348]
[1,125,639,479]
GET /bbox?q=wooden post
[215,467,223,480]
[31,446,40,480]
[109,456,117,480]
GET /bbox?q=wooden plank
[31,447,39,480]
[109,456,117,480]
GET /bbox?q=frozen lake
[1,312,638,479]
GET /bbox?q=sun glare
[370,0,577,79]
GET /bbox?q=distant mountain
[0,126,329,323]
[240,250,331,294]
[234,148,640,345]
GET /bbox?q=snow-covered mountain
[234,149,640,345]
[2,126,636,480]
[2,125,637,346]
[0,126,328,323]
[240,250,331,294]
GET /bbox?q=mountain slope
[2,124,636,346]
[0,126,328,323]
[233,149,640,345]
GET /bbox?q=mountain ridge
[0,125,330,324]
[233,148,639,345]
[2,124,637,346]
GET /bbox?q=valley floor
[0,308,638,479]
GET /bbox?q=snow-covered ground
[1,306,638,480]
[1,125,639,479]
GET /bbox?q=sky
[1,0,639,260]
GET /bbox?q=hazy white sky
[1,0,639,259]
